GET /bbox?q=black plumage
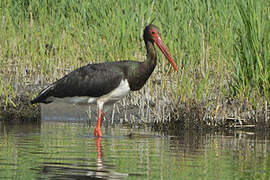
[30,60,152,104]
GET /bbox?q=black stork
[31,24,178,137]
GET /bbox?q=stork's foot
[94,128,102,137]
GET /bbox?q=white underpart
[49,79,130,110]
[96,79,130,110]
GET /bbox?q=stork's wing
[31,63,124,104]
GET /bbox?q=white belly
[98,79,130,104]
[48,79,130,106]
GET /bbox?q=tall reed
[232,0,270,102]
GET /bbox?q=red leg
[94,109,105,137]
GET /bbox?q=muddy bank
[1,89,269,131]
[0,95,40,123]
[152,100,270,133]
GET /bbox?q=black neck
[143,40,157,74]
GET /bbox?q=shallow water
[1,104,270,179]
[1,121,270,179]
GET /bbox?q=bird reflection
[95,137,104,167]
[93,136,129,179]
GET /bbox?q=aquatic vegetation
[0,0,269,128]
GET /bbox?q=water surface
[1,120,270,179]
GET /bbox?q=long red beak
[155,36,178,72]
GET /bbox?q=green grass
[0,0,269,126]
[233,0,270,102]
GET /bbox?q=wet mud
[1,93,269,131]
[0,95,40,122]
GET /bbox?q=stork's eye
[152,31,155,35]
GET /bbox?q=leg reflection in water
[96,137,103,159]
[93,136,129,179]
[91,137,105,178]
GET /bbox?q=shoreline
[1,92,269,131]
